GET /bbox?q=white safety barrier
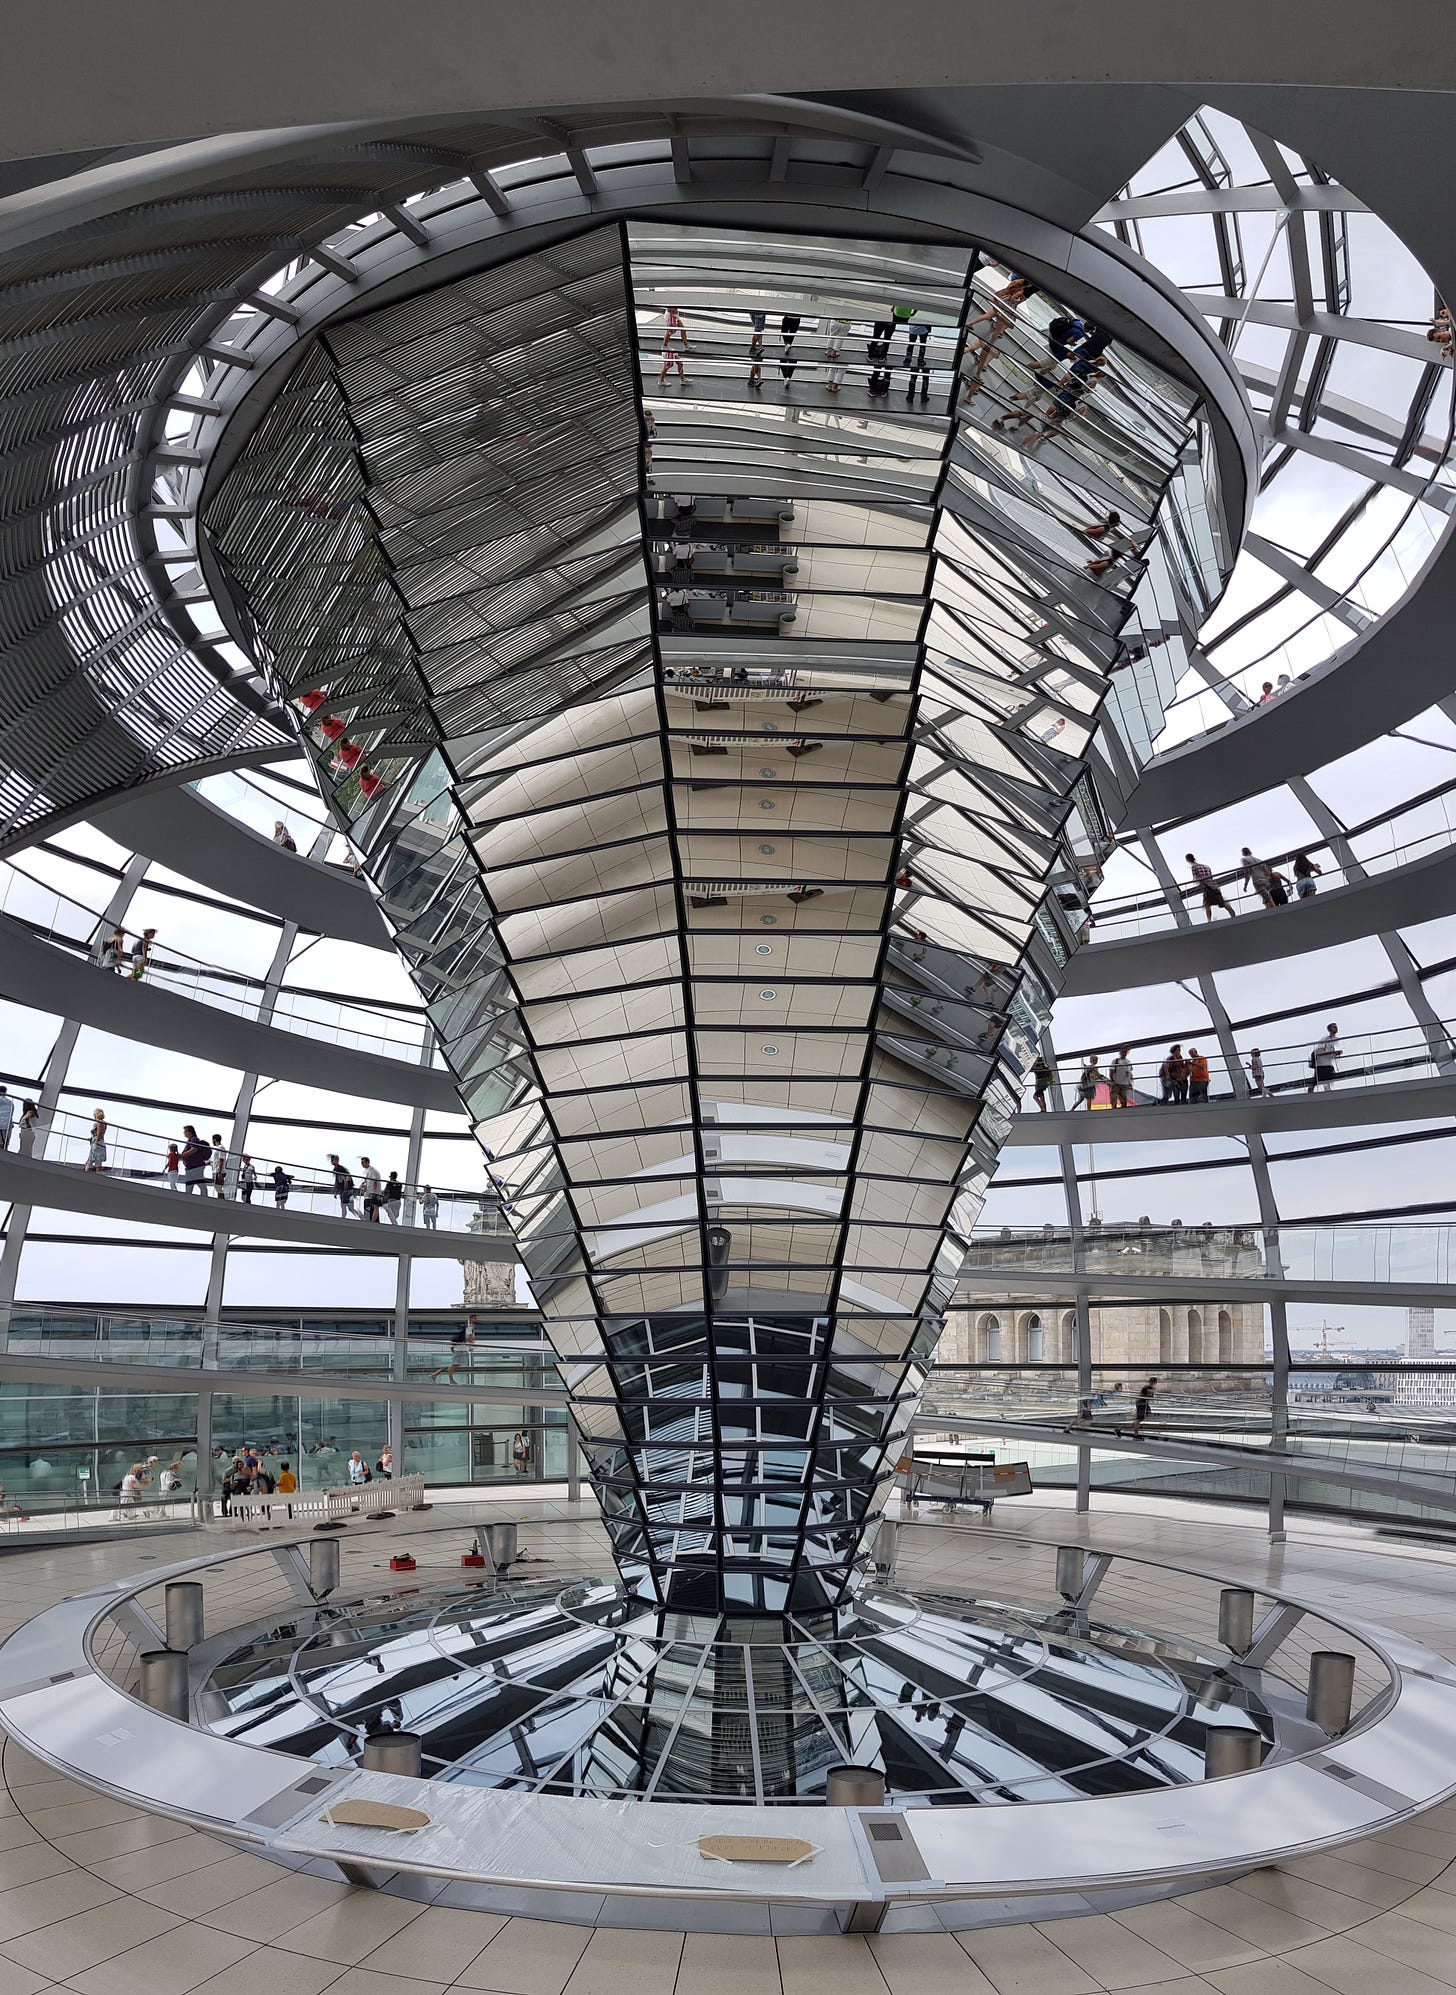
[227,1474,424,1528]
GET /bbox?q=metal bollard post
[362,1731,422,1777]
[1218,1587,1256,1655]
[1307,1651,1356,1736]
[310,1536,340,1597]
[164,1581,204,1652]
[1055,1545,1084,1600]
[483,1521,517,1571]
[825,1764,887,1806]
[1204,1724,1262,1778]
[138,1649,189,1721]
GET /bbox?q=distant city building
[1406,1307,1436,1360]
[1377,1369,1456,1412]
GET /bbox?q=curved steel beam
[1005,1073,1456,1144]
[95,785,391,951]
[0,1150,509,1256]
[1063,842,1456,998]
[0,913,458,1111]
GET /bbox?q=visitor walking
[1241,849,1290,908]
[360,1155,382,1220]
[0,1087,12,1151]
[1109,1047,1134,1109]
[376,1446,393,1481]
[432,1315,480,1384]
[239,1155,257,1203]
[85,1108,108,1173]
[1132,1378,1158,1435]
[1292,852,1323,898]
[329,1154,358,1218]
[347,1450,368,1486]
[1187,1047,1210,1103]
[180,1124,208,1191]
[17,1100,38,1156]
[272,1164,293,1208]
[420,1185,440,1229]
[380,1169,402,1223]
[1308,1022,1343,1093]
[823,317,847,391]
[1247,1048,1266,1097]
[210,1133,229,1199]
[512,1430,531,1477]
[1187,853,1235,920]
[1031,1054,1053,1111]
[163,1142,181,1185]
[1076,1054,1102,1107]
[99,928,126,972]
[1159,1046,1188,1104]
[128,927,157,980]
[272,821,297,852]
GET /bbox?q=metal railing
[0,858,427,1062]
[1085,803,1456,940]
[4,1099,509,1233]
[1025,1016,1455,1107]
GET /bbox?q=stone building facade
[945,1223,1267,1376]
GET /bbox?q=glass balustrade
[0,859,428,1062]
[9,1102,506,1234]
[1021,1018,1455,1108]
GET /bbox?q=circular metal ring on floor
[2,1521,1456,1930]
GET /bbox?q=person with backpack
[272,1164,293,1208]
[1075,1055,1102,1107]
[179,1124,209,1192]
[329,1153,359,1218]
[1308,1022,1343,1093]
[1031,1054,1053,1111]
[433,1316,479,1384]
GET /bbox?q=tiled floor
[4,1493,1456,1995]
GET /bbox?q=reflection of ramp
[895,1455,1033,1512]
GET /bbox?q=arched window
[1159,1307,1172,1365]
[1027,1311,1043,1363]
[983,1313,1001,1364]
[1187,1307,1203,1366]
[1217,1308,1233,1364]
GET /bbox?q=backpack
[1309,1051,1319,1068]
